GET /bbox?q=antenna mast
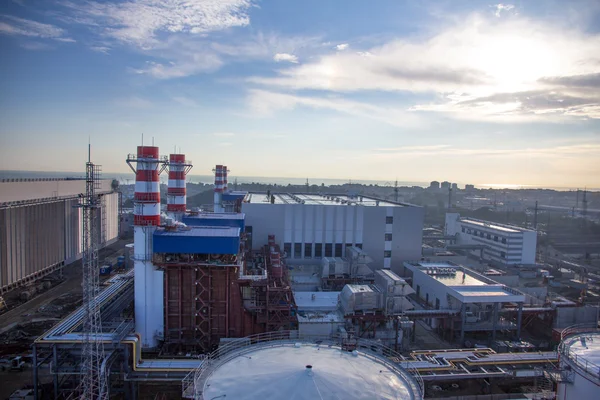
[78,146,108,399]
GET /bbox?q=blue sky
[0,0,599,187]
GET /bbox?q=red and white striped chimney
[223,165,228,193]
[214,164,224,213]
[133,146,161,226]
[167,154,189,214]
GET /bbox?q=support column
[53,345,59,400]
[516,302,523,339]
[32,344,38,400]
[460,303,466,344]
[492,303,499,341]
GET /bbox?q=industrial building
[242,192,424,271]
[0,178,119,294]
[403,261,525,344]
[445,212,537,265]
[17,147,597,399]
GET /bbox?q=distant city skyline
[1,0,599,188]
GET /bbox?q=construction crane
[78,145,109,399]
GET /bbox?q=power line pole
[78,145,108,399]
[394,179,399,203]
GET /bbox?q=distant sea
[0,170,596,191]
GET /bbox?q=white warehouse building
[445,213,537,266]
[242,193,424,272]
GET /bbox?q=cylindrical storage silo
[557,326,600,400]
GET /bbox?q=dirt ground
[0,239,130,399]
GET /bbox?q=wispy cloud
[335,43,349,51]
[0,15,74,42]
[273,53,298,63]
[59,0,253,48]
[369,143,600,159]
[90,46,111,54]
[494,3,515,18]
[247,12,600,121]
[246,89,426,128]
[20,41,54,51]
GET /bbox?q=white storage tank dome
[193,341,422,400]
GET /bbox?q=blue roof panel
[153,227,240,254]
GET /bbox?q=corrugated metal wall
[0,191,119,293]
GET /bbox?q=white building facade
[445,213,537,266]
[242,193,424,272]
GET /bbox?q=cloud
[273,53,298,63]
[369,143,600,160]
[0,15,74,42]
[90,46,111,54]
[494,4,515,17]
[60,0,253,48]
[20,41,54,51]
[132,56,223,79]
[335,43,349,51]
[539,72,600,89]
[411,88,600,121]
[246,89,426,128]
[246,12,600,122]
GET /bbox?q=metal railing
[559,324,600,381]
[182,331,424,399]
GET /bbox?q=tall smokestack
[223,165,228,193]
[167,154,191,218]
[126,145,164,348]
[214,164,224,213]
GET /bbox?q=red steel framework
[155,233,297,354]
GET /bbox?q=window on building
[325,243,333,257]
[284,243,291,256]
[461,227,465,233]
[335,243,343,257]
[467,229,472,234]
[355,243,363,249]
[473,230,477,236]
[416,285,420,297]
[386,216,393,224]
[494,236,498,242]
[385,233,392,241]
[384,250,392,258]
[294,243,302,258]
[500,251,506,258]
[502,238,507,244]
[435,298,440,310]
[487,233,491,239]
[304,243,312,258]
[315,243,323,258]
[480,231,484,237]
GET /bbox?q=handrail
[182,331,424,399]
[559,324,600,381]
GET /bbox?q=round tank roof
[562,332,600,373]
[202,343,420,399]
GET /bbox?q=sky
[0,0,599,188]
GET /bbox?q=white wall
[243,201,423,271]
[521,230,537,264]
